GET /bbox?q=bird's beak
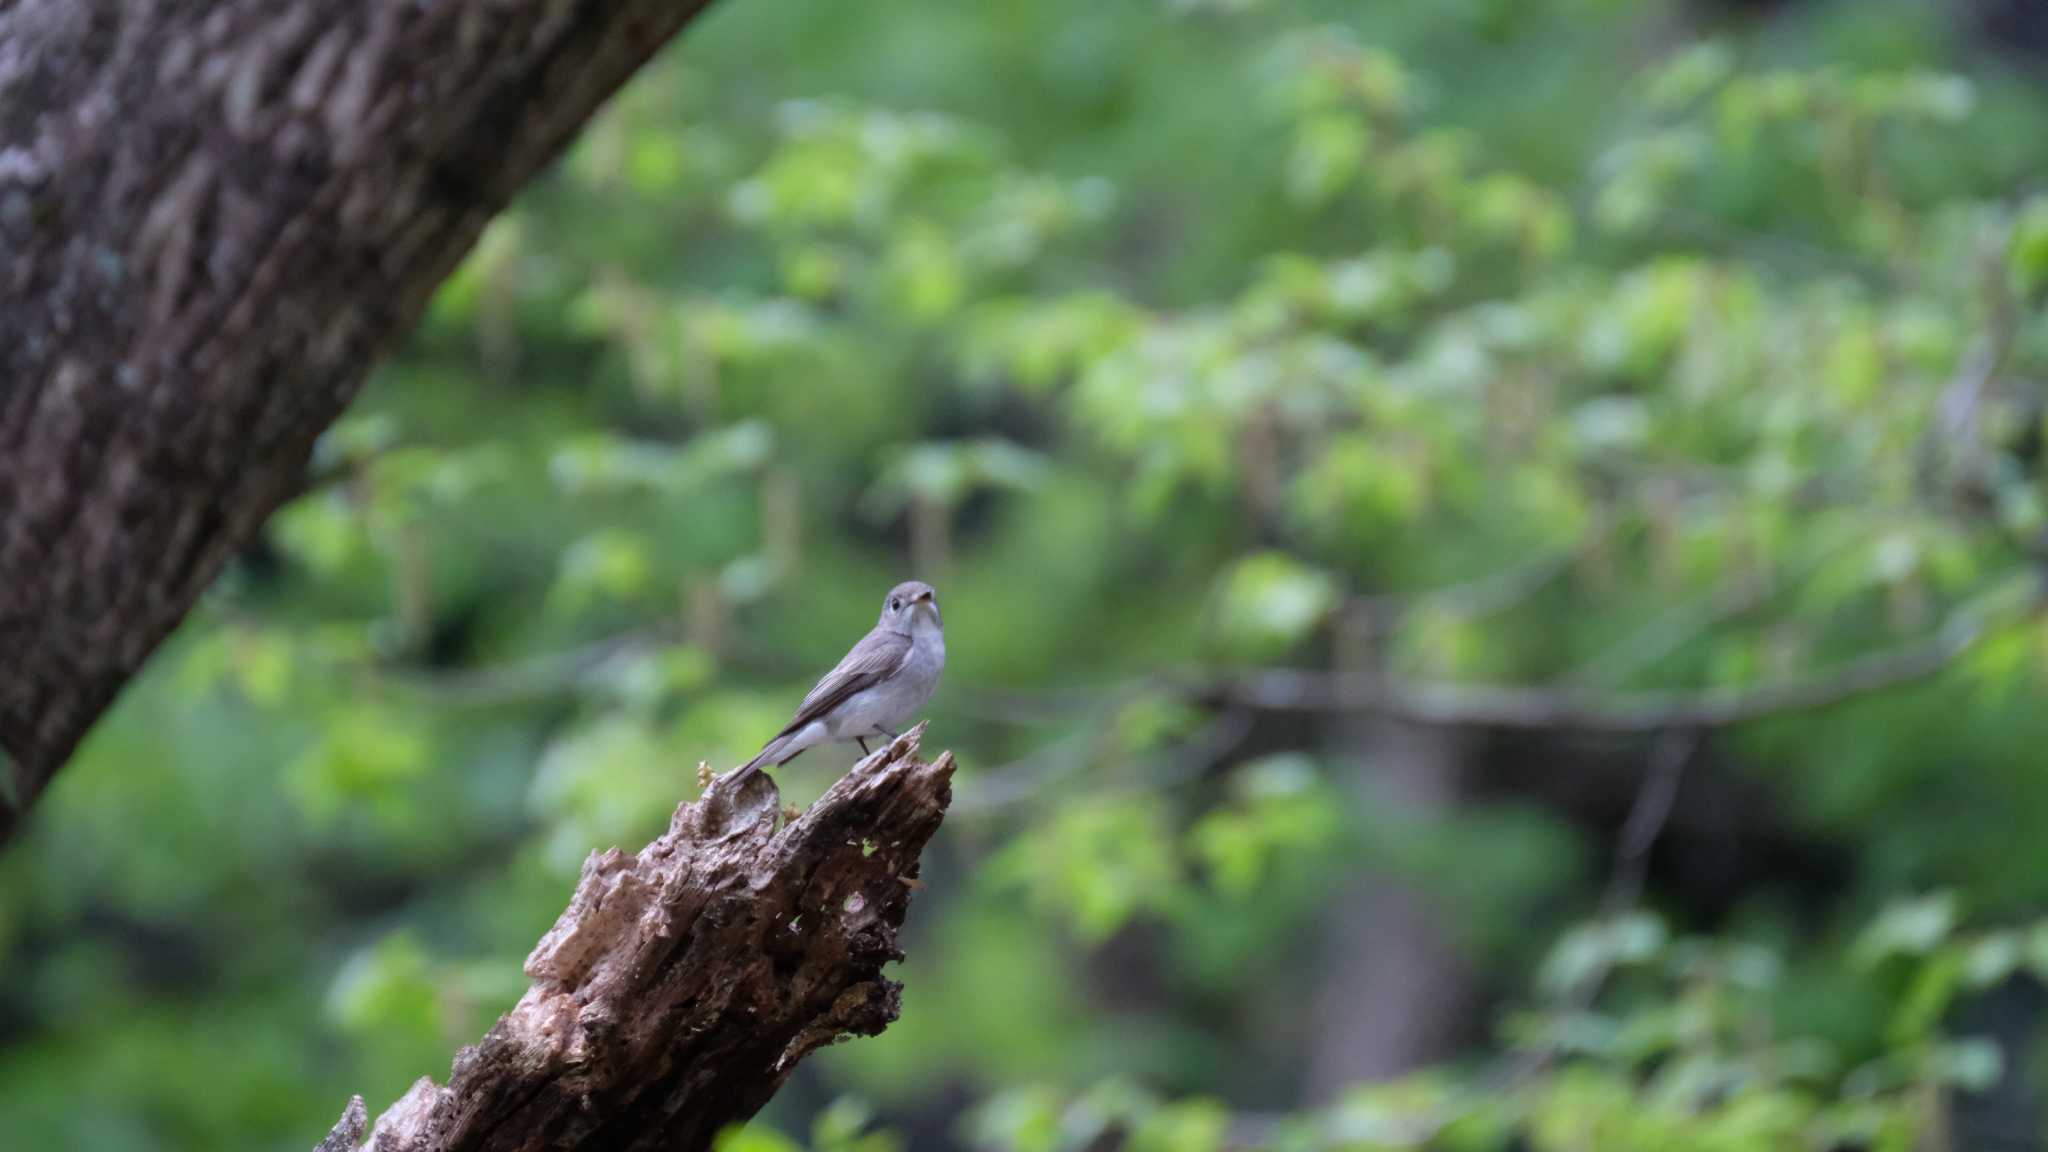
[916,591,934,603]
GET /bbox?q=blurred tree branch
[950,582,2032,813]
[389,623,694,709]
[1196,586,2034,734]
[329,728,953,1152]
[954,708,1255,818]
[0,0,721,844]
[1509,729,1695,1090]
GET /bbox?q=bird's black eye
[889,598,901,611]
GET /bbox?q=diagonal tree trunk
[0,0,719,843]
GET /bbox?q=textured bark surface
[0,0,716,842]
[319,1098,370,1152]
[344,728,954,1152]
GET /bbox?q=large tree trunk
[0,0,716,842]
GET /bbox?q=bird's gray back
[777,627,912,740]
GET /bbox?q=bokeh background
[10,0,2048,1148]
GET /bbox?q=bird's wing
[773,628,913,740]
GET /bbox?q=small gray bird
[738,581,945,776]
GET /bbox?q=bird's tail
[736,732,795,777]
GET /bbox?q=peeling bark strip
[0,0,719,843]
[347,728,954,1152]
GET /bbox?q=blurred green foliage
[6,0,2048,1148]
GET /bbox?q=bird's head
[880,580,941,634]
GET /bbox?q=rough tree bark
[318,729,955,1152]
[0,0,718,843]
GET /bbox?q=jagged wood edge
[325,725,951,1152]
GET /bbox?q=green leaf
[1539,914,1668,998]
[1930,1038,2004,1092]
[1211,552,1338,660]
[1128,1099,1228,1152]
[551,530,657,614]
[1890,953,1963,1044]
[2012,200,2048,301]
[963,1086,1066,1152]
[1854,893,1959,968]
[1961,932,2020,988]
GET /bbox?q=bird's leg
[878,726,901,739]
[857,737,872,755]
